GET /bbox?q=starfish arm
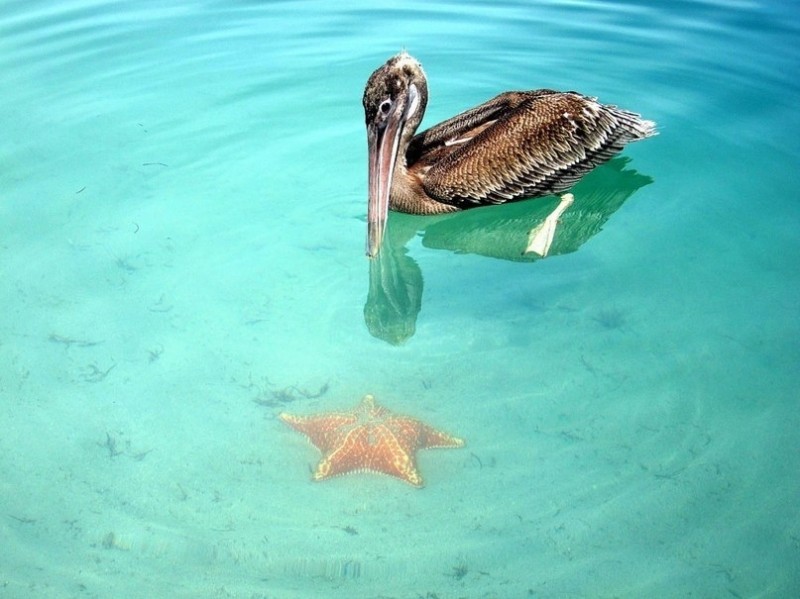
[368,425,424,486]
[279,412,356,451]
[419,423,466,449]
[313,426,369,480]
[313,426,425,486]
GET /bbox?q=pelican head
[363,52,427,258]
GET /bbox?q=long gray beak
[366,115,402,258]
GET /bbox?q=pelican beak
[366,115,402,258]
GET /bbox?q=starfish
[279,394,464,487]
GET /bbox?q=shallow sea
[1,1,799,597]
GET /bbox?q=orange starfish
[279,394,464,487]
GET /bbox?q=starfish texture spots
[279,394,465,487]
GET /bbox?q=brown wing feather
[420,90,655,208]
[406,92,528,167]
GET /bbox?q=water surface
[1,1,798,597]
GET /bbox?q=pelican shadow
[364,157,653,345]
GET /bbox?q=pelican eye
[379,99,392,115]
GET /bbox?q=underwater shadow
[364,157,653,345]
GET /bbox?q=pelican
[363,52,656,257]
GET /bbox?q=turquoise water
[2,0,798,596]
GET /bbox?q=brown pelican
[363,52,656,257]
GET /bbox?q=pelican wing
[418,90,655,207]
[406,92,523,165]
